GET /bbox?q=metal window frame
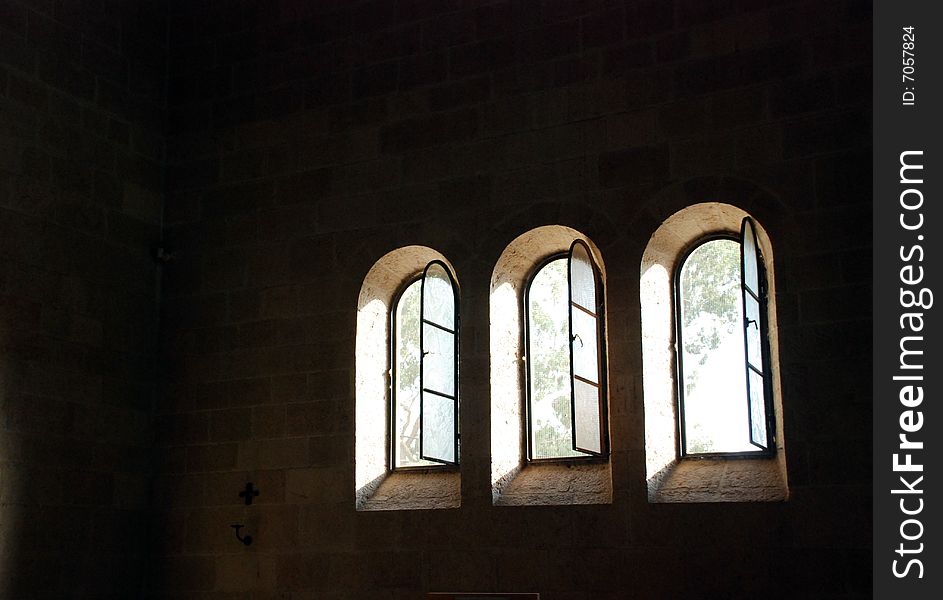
[673,231,775,459]
[567,239,609,457]
[419,259,460,466]
[523,245,609,463]
[389,261,460,471]
[739,216,776,452]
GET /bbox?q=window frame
[522,242,609,463]
[389,260,460,471]
[673,227,775,460]
[740,216,775,453]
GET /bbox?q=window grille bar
[421,387,457,400]
[570,301,598,318]
[421,318,455,335]
[573,374,599,387]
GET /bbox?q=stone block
[598,145,669,188]
[187,443,239,472]
[209,407,252,442]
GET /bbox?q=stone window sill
[493,461,611,506]
[358,469,460,511]
[649,457,788,503]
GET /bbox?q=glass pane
[528,258,583,459]
[423,262,455,330]
[394,280,436,468]
[422,323,455,397]
[421,391,456,463]
[742,218,759,295]
[571,308,599,384]
[573,378,603,455]
[678,239,756,454]
[748,368,769,449]
[744,293,762,372]
[569,241,596,312]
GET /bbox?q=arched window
[641,203,787,503]
[675,218,773,456]
[392,261,459,468]
[525,241,607,460]
[490,226,612,506]
[356,247,461,510]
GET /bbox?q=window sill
[493,460,611,506]
[357,469,460,511]
[648,456,788,503]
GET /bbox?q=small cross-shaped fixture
[239,482,259,506]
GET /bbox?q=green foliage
[680,240,741,396]
[395,281,423,464]
[687,424,716,454]
[680,240,740,352]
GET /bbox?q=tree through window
[392,261,459,468]
[676,217,774,456]
[525,240,607,460]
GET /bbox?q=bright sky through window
[678,239,757,454]
[393,279,437,467]
[527,259,584,459]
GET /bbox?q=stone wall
[152,1,871,598]
[0,0,167,598]
[5,0,874,598]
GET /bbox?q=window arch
[641,203,787,503]
[491,226,612,506]
[356,247,460,511]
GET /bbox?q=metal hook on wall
[231,524,253,546]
